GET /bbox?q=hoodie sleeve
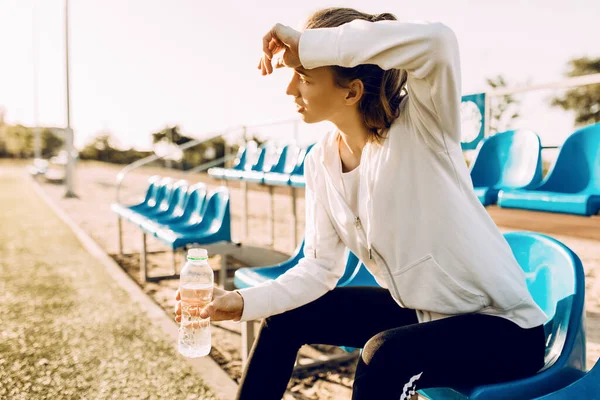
[298,20,462,151]
[236,152,347,322]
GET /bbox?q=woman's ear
[345,79,364,105]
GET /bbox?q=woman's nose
[285,75,299,97]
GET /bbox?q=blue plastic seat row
[234,240,377,290]
[470,129,543,206]
[497,123,600,216]
[112,175,172,223]
[471,123,600,215]
[235,232,588,399]
[208,142,315,188]
[111,177,232,250]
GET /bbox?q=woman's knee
[354,332,423,400]
[361,330,394,366]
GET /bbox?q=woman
[175,7,548,400]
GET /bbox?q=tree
[150,125,231,170]
[79,131,153,164]
[486,75,522,134]
[551,56,600,125]
[0,124,63,158]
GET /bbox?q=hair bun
[370,13,397,22]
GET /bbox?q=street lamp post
[64,0,76,197]
[32,3,41,160]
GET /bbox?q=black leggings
[235,286,546,400]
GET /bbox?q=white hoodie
[237,19,548,329]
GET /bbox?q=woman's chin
[298,112,321,124]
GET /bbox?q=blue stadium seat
[208,144,251,180]
[111,176,173,222]
[263,143,315,187]
[242,145,298,184]
[470,130,543,206]
[111,175,160,219]
[140,183,207,236]
[223,145,268,181]
[130,179,188,226]
[497,123,600,216]
[154,187,232,250]
[420,232,587,400]
[338,263,379,287]
[233,241,361,289]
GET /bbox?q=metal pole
[241,126,248,241]
[118,216,123,254]
[241,321,256,366]
[291,187,298,249]
[242,180,248,241]
[64,0,76,198]
[268,186,275,247]
[141,232,147,282]
[32,3,41,159]
[483,93,491,138]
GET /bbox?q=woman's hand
[174,286,244,322]
[258,23,302,75]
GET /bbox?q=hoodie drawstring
[364,144,374,259]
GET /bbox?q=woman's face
[286,66,350,124]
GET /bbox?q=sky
[0,0,598,150]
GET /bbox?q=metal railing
[482,73,600,139]
[115,126,246,204]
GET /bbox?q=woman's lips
[296,105,306,112]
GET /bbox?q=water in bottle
[178,248,213,358]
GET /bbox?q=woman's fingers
[200,303,213,319]
[262,28,275,60]
[176,288,242,322]
[260,54,269,75]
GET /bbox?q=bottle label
[187,257,208,261]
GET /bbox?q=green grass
[0,166,217,400]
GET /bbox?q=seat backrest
[291,143,316,176]
[165,180,189,214]
[268,145,300,174]
[156,179,177,210]
[539,123,600,193]
[237,141,259,171]
[142,175,162,204]
[197,187,230,233]
[338,249,361,284]
[149,177,174,208]
[470,130,542,188]
[283,145,301,174]
[341,263,380,287]
[504,232,586,371]
[232,146,248,171]
[250,147,268,172]
[163,179,188,212]
[180,184,208,222]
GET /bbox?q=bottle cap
[187,248,208,260]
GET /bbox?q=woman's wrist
[233,290,244,322]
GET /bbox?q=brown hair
[303,7,408,142]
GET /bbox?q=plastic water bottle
[178,248,213,358]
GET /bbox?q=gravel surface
[0,167,217,400]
